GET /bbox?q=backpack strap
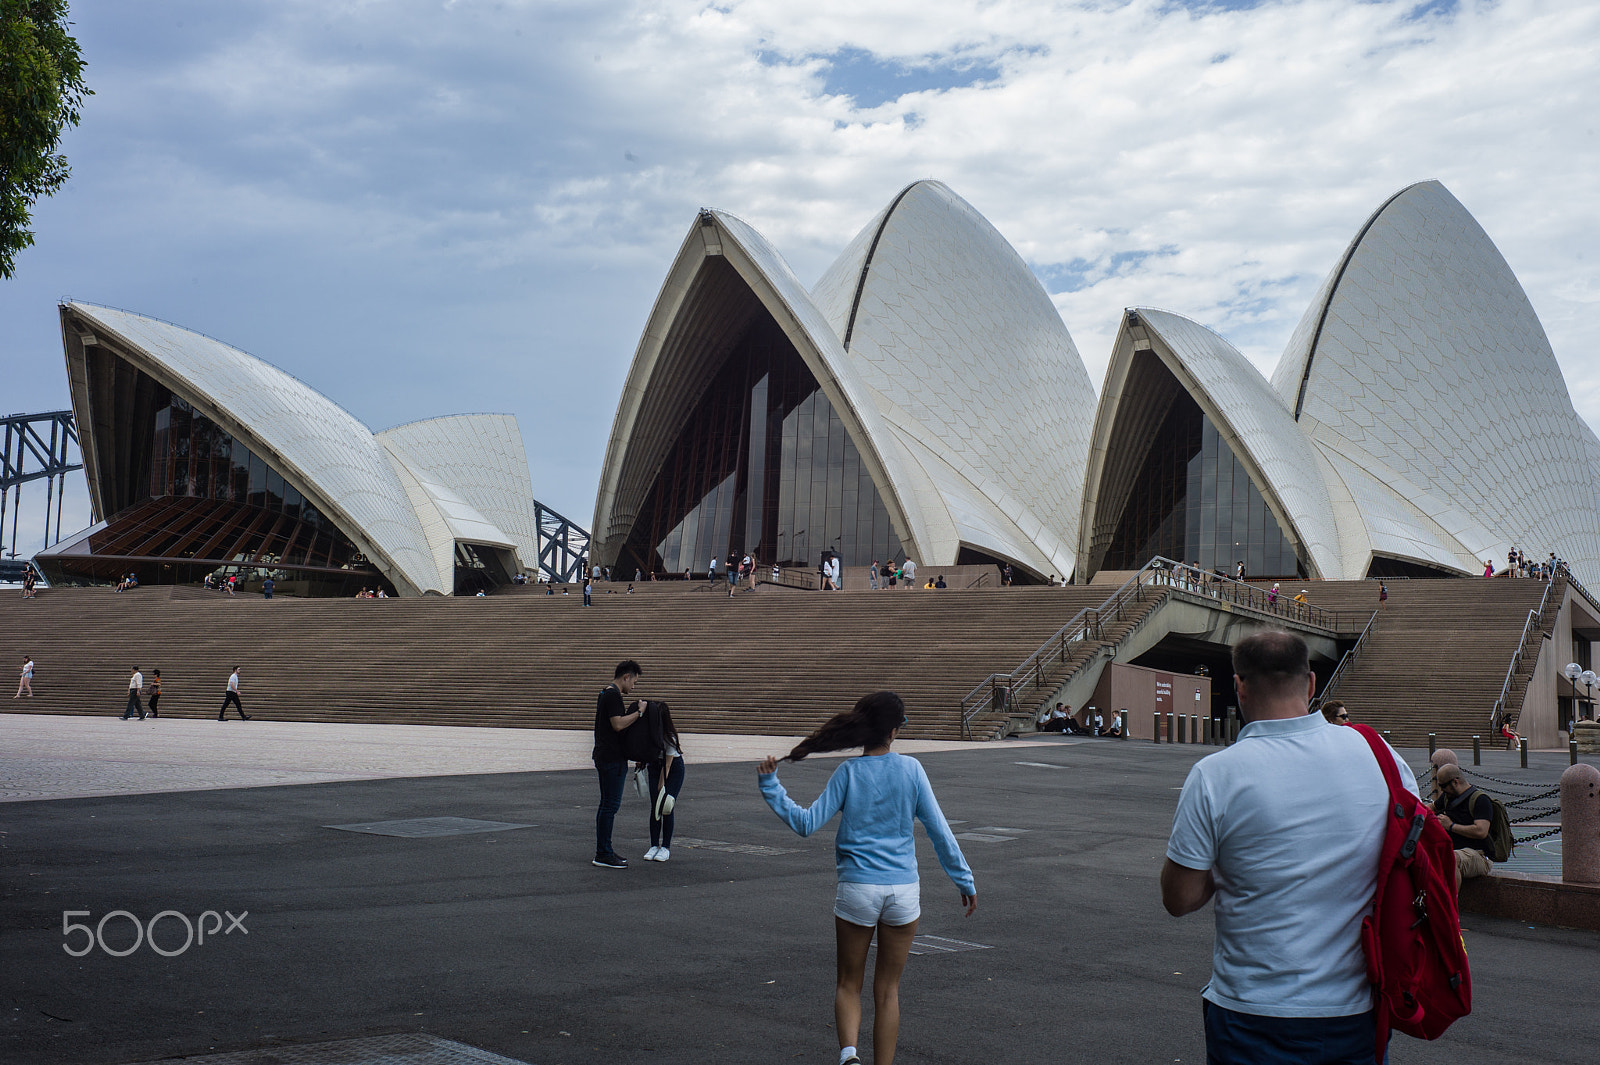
[1349,724,1427,856]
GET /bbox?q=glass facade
[39,384,388,595]
[1103,392,1303,578]
[621,317,901,576]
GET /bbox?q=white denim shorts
[834,880,920,927]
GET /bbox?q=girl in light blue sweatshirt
[758,691,976,1065]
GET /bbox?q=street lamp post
[1564,662,1596,724]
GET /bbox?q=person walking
[757,691,976,1065]
[707,556,719,588]
[122,667,146,720]
[593,660,645,868]
[218,666,250,720]
[1378,581,1388,610]
[641,700,687,862]
[148,669,162,718]
[16,655,34,698]
[262,576,275,599]
[583,579,593,606]
[869,560,881,591]
[1162,631,1418,1064]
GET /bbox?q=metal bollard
[1572,739,1580,766]
[1119,710,1127,740]
[1190,715,1198,744]
[1382,730,1392,745]
[1428,733,1437,757]
[1520,737,1529,769]
[1153,712,1161,744]
[1472,735,1480,766]
[1166,713,1175,743]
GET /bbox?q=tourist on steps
[15,655,32,699]
[757,691,976,1065]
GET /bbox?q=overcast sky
[3,0,1598,555]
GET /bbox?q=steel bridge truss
[534,501,590,584]
[1,410,83,578]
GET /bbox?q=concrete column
[1560,763,1600,884]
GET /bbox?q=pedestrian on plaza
[640,699,686,862]
[727,556,739,595]
[262,576,275,600]
[1431,764,1495,888]
[16,654,34,698]
[218,666,250,720]
[1378,582,1388,610]
[1319,700,1350,725]
[708,556,719,588]
[1235,560,1246,581]
[583,579,593,606]
[148,669,162,718]
[1162,631,1418,1064]
[869,560,881,591]
[757,691,976,1065]
[901,558,916,588]
[123,666,146,720]
[593,660,646,868]
[22,566,36,599]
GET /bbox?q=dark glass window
[1103,391,1302,578]
[620,314,901,577]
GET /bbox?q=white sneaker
[644,846,660,861]
[654,848,670,862]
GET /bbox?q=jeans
[1203,1001,1384,1065]
[647,758,686,848]
[594,760,628,858]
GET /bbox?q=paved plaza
[1,715,1596,1065]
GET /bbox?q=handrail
[1318,610,1379,703]
[1490,576,1557,729]
[957,557,1358,737]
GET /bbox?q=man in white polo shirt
[1161,630,1417,1064]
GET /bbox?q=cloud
[2,0,1597,531]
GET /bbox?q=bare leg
[834,917,874,1054]
[871,920,918,1065]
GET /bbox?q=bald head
[1435,764,1464,787]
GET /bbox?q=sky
[3,0,1599,558]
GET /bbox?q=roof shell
[1271,180,1600,581]
[1081,308,1342,579]
[61,303,531,595]
[809,180,1093,578]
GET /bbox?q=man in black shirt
[1432,764,1493,887]
[593,660,645,868]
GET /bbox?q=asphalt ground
[2,736,1597,1065]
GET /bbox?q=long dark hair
[784,691,905,762]
[651,700,682,756]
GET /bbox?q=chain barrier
[1514,825,1562,843]
[1510,808,1560,824]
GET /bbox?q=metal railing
[1317,610,1379,704]
[1490,576,1557,731]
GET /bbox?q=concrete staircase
[1,584,1117,741]
[1303,577,1553,747]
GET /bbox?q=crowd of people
[1490,547,1563,580]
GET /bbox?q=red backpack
[1351,724,1472,1059]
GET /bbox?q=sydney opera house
[592,179,1600,589]
[37,303,547,596]
[35,178,1600,597]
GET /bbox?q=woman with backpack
[637,700,686,862]
[757,692,976,1065]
